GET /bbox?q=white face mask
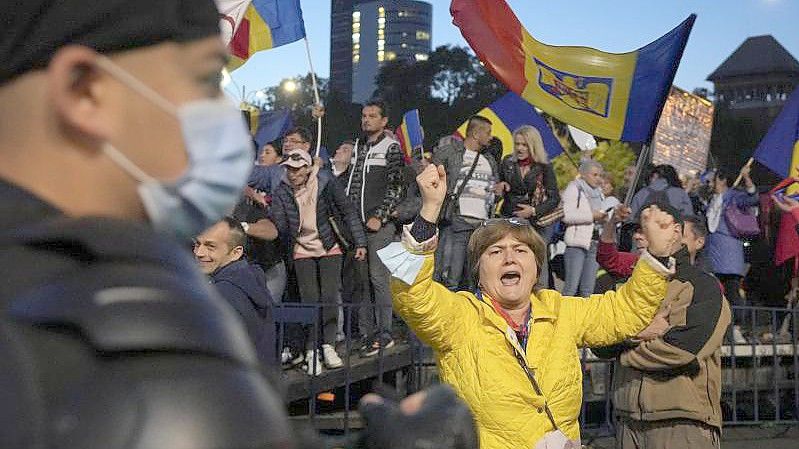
[96,57,253,241]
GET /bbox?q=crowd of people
[214,96,797,379]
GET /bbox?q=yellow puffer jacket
[381,237,671,449]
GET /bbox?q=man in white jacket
[562,160,608,296]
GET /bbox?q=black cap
[0,0,220,85]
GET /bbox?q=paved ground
[584,425,799,448]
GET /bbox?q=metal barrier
[272,302,798,435]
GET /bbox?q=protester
[332,139,355,177]
[629,164,694,220]
[378,163,680,449]
[267,150,367,374]
[496,125,560,288]
[194,218,275,365]
[345,99,406,356]
[0,1,298,445]
[593,210,729,449]
[433,115,500,291]
[705,166,758,344]
[598,205,709,277]
[601,173,621,214]
[562,160,608,296]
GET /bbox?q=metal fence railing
[272,302,798,436]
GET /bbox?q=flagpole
[733,157,754,188]
[624,143,651,206]
[304,37,323,157]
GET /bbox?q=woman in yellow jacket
[378,164,682,449]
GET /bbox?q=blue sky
[229,0,799,100]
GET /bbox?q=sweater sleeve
[596,241,638,278]
[372,142,407,223]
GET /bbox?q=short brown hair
[467,219,546,283]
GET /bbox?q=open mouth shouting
[500,270,522,286]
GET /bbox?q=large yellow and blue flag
[451,0,695,142]
[755,87,799,266]
[454,92,564,160]
[222,0,306,70]
[396,109,424,163]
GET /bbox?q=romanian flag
[220,0,306,70]
[454,92,564,160]
[451,0,695,142]
[396,109,424,163]
[755,87,799,266]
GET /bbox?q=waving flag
[396,109,424,163]
[450,0,695,142]
[249,108,294,148]
[756,87,799,266]
[217,0,306,70]
[454,92,564,160]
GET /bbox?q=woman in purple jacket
[704,166,758,343]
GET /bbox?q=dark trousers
[294,255,343,349]
[717,273,746,325]
[341,250,372,339]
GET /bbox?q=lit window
[378,6,385,18]
[414,53,428,61]
[378,51,385,62]
[401,43,407,48]
[353,54,360,63]
[353,43,360,50]
[398,11,404,17]
[386,51,397,61]
[352,11,360,20]
[352,33,360,43]
[352,23,360,32]
[402,32,408,37]
[378,17,386,25]
[416,30,430,41]
[378,29,384,37]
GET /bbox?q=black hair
[651,164,683,188]
[714,167,736,186]
[285,127,312,144]
[222,216,247,249]
[683,215,708,238]
[364,98,389,118]
[264,140,282,156]
[465,115,492,136]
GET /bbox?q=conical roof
[707,35,799,81]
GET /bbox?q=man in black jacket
[0,2,479,448]
[195,217,275,366]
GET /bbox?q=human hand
[513,204,535,219]
[772,194,799,213]
[636,305,671,341]
[611,204,631,224]
[493,181,510,195]
[366,217,382,232]
[592,209,608,222]
[640,205,681,257]
[354,247,367,261]
[312,103,325,119]
[359,384,478,449]
[243,186,267,208]
[417,164,448,223]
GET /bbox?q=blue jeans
[563,241,599,297]
[435,226,475,291]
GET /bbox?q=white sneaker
[304,350,323,376]
[322,344,343,369]
[732,325,748,345]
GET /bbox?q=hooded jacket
[378,225,673,449]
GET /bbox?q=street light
[283,79,298,93]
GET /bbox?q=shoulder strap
[510,344,560,431]
[451,151,482,202]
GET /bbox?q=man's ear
[48,45,114,144]
[230,245,245,261]
[696,236,706,251]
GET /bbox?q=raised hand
[640,205,681,257]
[417,164,448,223]
[772,194,799,213]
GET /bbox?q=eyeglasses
[480,217,529,227]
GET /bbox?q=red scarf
[517,156,532,168]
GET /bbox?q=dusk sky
[229,0,799,101]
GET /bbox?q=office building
[330,0,432,104]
